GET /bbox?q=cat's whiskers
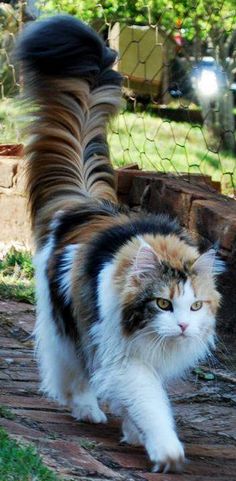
[124,327,168,367]
[146,336,161,365]
[126,328,158,360]
[148,335,168,366]
[192,334,217,371]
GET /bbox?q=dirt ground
[0,299,235,481]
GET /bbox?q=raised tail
[16,15,122,234]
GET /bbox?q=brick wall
[0,149,235,333]
[0,145,31,250]
[117,167,236,255]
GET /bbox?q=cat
[16,15,224,473]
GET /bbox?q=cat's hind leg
[121,416,142,446]
[34,243,106,423]
[69,375,107,424]
[36,311,107,423]
[35,302,106,423]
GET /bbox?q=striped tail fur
[16,15,122,239]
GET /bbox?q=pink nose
[178,322,188,333]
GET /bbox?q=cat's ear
[193,249,226,276]
[132,241,160,277]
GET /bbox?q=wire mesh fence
[0,0,235,195]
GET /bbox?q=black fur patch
[16,14,122,87]
[84,135,109,164]
[48,251,77,339]
[54,201,123,245]
[122,302,149,334]
[89,164,116,190]
[162,263,188,282]
[50,201,127,337]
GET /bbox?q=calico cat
[16,15,224,473]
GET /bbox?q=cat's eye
[156,298,172,311]
[191,301,203,311]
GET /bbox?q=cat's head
[114,233,224,364]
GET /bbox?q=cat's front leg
[97,361,185,473]
[145,429,184,473]
[121,414,184,473]
[125,362,184,473]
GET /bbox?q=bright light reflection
[197,70,218,97]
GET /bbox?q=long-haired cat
[16,15,224,473]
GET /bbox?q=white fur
[57,244,78,304]
[121,416,142,446]
[193,248,225,276]
[133,237,161,276]
[34,235,106,423]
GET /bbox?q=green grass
[0,248,35,304]
[109,109,236,194]
[0,405,16,421]
[0,427,62,481]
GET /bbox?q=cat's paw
[146,435,185,473]
[72,404,107,424]
[121,417,142,446]
[70,390,107,424]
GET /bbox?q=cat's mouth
[166,332,190,341]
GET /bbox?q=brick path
[0,300,235,481]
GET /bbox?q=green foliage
[193,368,215,380]
[0,405,16,421]
[0,249,35,304]
[0,248,34,279]
[0,279,35,304]
[37,0,149,25]
[37,0,236,43]
[0,427,61,481]
[0,98,28,144]
[0,3,20,97]
[151,0,236,41]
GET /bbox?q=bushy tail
[16,15,122,233]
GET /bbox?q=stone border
[117,167,236,255]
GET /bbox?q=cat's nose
[178,322,188,333]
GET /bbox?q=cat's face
[148,278,216,343]
[114,234,223,353]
